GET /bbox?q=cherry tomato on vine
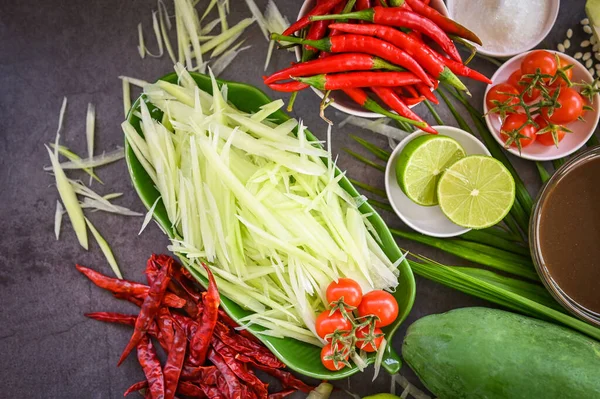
[357,290,399,328]
[551,57,574,87]
[500,113,537,148]
[355,326,384,353]
[521,50,558,78]
[321,343,348,371]
[315,310,352,340]
[542,87,584,124]
[534,116,567,146]
[326,278,363,308]
[507,69,540,103]
[486,83,519,111]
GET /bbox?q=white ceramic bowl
[384,126,491,238]
[484,50,600,161]
[295,0,448,118]
[445,0,559,58]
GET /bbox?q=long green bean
[392,228,538,280]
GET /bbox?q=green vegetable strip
[587,133,599,146]
[348,178,387,198]
[480,225,523,243]
[535,161,550,184]
[393,119,414,133]
[350,135,391,161]
[460,229,530,256]
[437,88,472,133]
[392,228,538,280]
[45,146,88,250]
[408,259,600,340]
[454,267,561,311]
[343,148,386,172]
[552,158,566,170]
[448,88,534,216]
[367,198,394,213]
[423,99,444,125]
[49,144,103,184]
[85,218,122,279]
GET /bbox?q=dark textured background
[0,0,588,397]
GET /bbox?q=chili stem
[287,91,298,112]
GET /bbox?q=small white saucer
[384,126,491,238]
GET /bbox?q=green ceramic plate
[124,72,416,379]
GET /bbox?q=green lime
[395,135,466,206]
[437,155,515,229]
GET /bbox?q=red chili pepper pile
[79,254,313,399]
[265,0,493,133]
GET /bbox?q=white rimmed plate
[385,126,491,238]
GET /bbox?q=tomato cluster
[485,50,589,150]
[316,278,399,371]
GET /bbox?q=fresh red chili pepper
[163,322,186,399]
[268,390,296,399]
[250,363,313,393]
[208,349,243,399]
[328,0,359,37]
[438,53,492,84]
[325,23,467,91]
[282,0,345,36]
[296,71,422,90]
[308,7,462,62]
[404,0,482,45]
[403,85,419,99]
[415,82,439,104]
[402,95,426,106]
[137,335,165,399]
[76,265,185,308]
[356,0,372,11]
[118,260,172,366]
[372,86,437,134]
[271,33,433,86]
[124,381,149,397]
[264,53,403,84]
[342,87,428,129]
[303,0,331,56]
[187,263,219,367]
[266,81,310,92]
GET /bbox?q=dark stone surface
[0,0,588,397]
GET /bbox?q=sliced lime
[437,155,515,229]
[395,135,466,206]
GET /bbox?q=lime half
[395,135,466,206]
[437,155,515,229]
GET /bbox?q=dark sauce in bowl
[538,157,600,314]
[531,148,600,326]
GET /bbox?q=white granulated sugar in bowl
[449,0,551,54]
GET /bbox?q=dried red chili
[76,265,185,308]
[251,363,313,393]
[118,259,172,366]
[208,349,244,399]
[137,335,165,399]
[124,381,148,397]
[187,263,219,367]
[268,389,296,399]
[214,322,284,369]
[163,322,186,399]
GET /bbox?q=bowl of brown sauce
[530,146,600,326]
